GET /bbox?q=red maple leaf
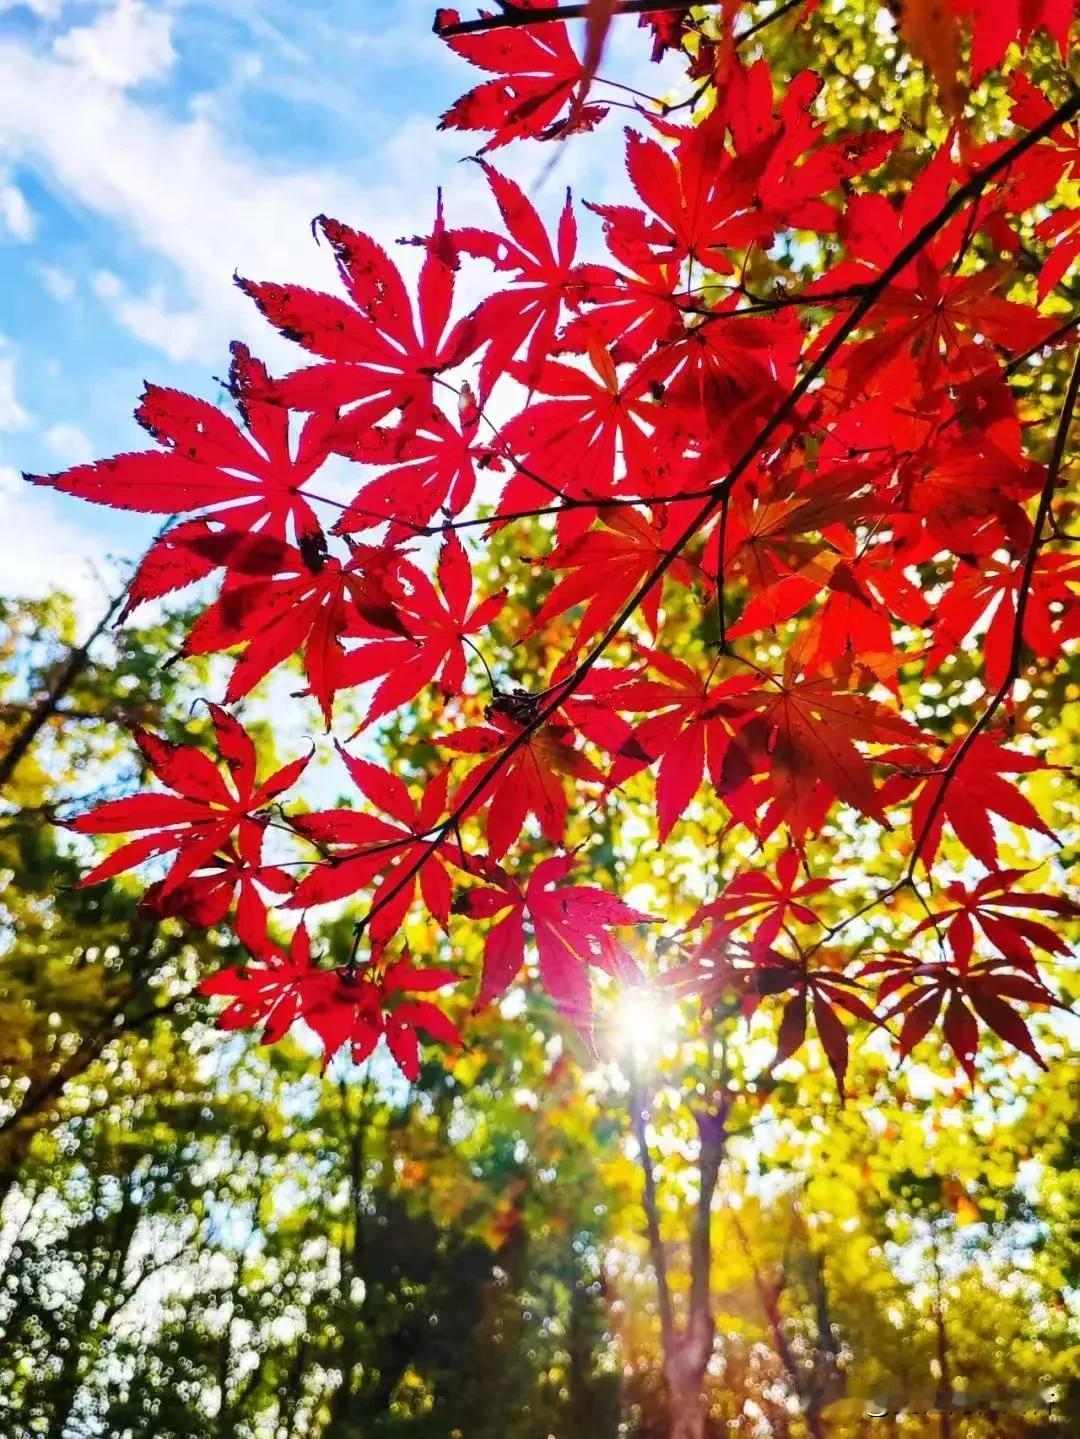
[494,347,671,541]
[202,932,461,1079]
[288,746,460,942]
[720,471,879,630]
[456,852,651,1046]
[526,509,698,658]
[67,706,311,896]
[453,160,612,391]
[746,955,877,1094]
[589,65,894,271]
[862,949,1061,1080]
[907,869,1080,974]
[435,700,606,859]
[880,735,1057,869]
[631,301,804,461]
[181,539,406,726]
[600,653,761,840]
[436,3,608,152]
[238,200,480,419]
[331,535,507,727]
[28,0,1080,1099]
[310,951,463,1079]
[723,659,925,840]
[145,845,293,961]
[962,0,1075,85]
[815,146,1060,393]
[638,5,693,62]
[897,433,1045,556]
[27,343,333,598]
[331,397,491,539]
[925,552,1080,690]
[689,849,832,949]
[1035,205,1080,298]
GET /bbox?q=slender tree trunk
[566,1229,592,1429]
[216,1283,240,1439]
[0,1238,37,1373]
[808,1251,843,1436]
[49,1169,141,1438]
[630,1077,724,1439]
[279,1329,310,1439]
[629,1076,674,1350]
[666,1325,712,1439]
[0,587,126,789]
[323,1080,370,1439]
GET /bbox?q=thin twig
[438,1,710,40]
[437,0,804,45]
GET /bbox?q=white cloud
[112,287,210,363]
[0,174,34,240]
[0,336,28,431]
[36,263,76,302]
[0,465,118,610]
[44,420,93,463]
[52,0,177,90]
[90,269,122,302]
[0,33,501,368]
[0,1,682,375]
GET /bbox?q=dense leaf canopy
[28,0,1079,1097]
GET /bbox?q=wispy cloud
[0,335,29,431]
[0,169,33,240]
[0,16,492,365]
[52,0,176,89]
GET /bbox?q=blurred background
[1,578,1075,1438]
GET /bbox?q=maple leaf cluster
[35,0,1079,1087]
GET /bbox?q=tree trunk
[808,1251,843,1438]
[323,1081,370,1439]
[665,1310,714,1439]
[630,1076,725,1439]
[733,1214,826,1439]
[668,1386,706,1439]
[278,1329,310,1439]
[48,1171,128,1436]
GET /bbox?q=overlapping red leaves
[45,0,1078,1084]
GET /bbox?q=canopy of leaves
[29,0,1079,1094]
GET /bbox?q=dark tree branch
[352,88,1080,942]
[438,2,709,40]
[0,584,127,790]
[436,0,804,44]
[629,1075,675,1350]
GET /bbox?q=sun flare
[609,986,675,1065]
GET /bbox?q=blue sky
[0,0,672,612]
